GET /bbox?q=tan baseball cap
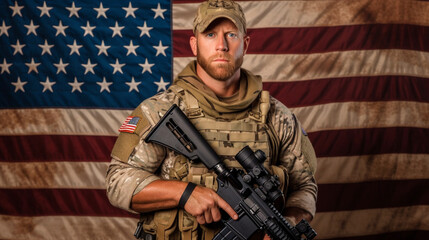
[193,0,246,34]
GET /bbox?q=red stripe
[316,179,429,212]
[173,24,429,57]
[119,125,137,132]
[0,135,116,162]
[324,231,429,240]
[1,127,427,163]
[309,127,429,158]
[2,180,428,217]
[264,76,429,108]
[0,188,135,218]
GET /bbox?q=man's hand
[131,180,237,224]
[284,207,313,225]
[184,185,238,224]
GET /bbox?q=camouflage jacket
[105,85,318,218]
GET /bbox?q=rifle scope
[235,146,284,209]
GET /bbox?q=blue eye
[206,33,215,38]
[227,32,238,38]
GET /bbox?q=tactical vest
[139,86,288,240]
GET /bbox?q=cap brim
[195,14,242,33]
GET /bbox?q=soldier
[106,0,317,239]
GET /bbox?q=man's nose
[216,35,228,52]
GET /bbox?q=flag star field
[0,0,171,109]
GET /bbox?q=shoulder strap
[262,93,281,165]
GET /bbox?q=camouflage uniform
[106,60,318,239]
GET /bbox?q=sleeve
[271,99,318,218]
[105,99,172,214]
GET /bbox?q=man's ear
[190,36,197,56]
[243,35,250,55]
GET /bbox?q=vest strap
[194,120,257,131]
[185,91,204,118]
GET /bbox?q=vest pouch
[169,155,189,180]
[200,222,223,240]
[140,213,156,236]
[178,209,198,240]
[151,209,178,240]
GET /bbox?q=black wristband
[178,182,197,209]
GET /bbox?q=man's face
[190,18,249,81]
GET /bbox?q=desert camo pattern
[106,87,317,216]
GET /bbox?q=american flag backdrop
[0,0,428,239]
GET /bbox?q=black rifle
[142,104,317,240]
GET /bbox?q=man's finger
[204,209,213,223]
[216,196,238,220]
[211,206,222,222]
[196,215,205,225]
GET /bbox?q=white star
[153,41,169,57]
[0,21,11,37]
[82,59,97,75]
[154,77,169,92]
[139,58,154,74]
[109,21,124,37]
[11,39,25,55]
[0,59,12,74]
[110,59,125,74]
[67,40,82,56]
[97,77,113,93]
[138,21,153,38]
[124,40,139,56]
[40,77,56,93]
[9,1,24,17]
[66,2,81,18]
[123,2,138,18]
[24,20,39,36]
[152,3,166,19]
[68,77,84,93]
[94,3,109,19]
[25,58,40,74]
[81,21,95,37]
[37,1,52,17]
[125,77,141,92]
[12,77,27,93]
[95,40,110,56]
[38,39,54,55]
[53,20,68,36]
[53,58,69,74]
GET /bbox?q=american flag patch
[118,116,140,133]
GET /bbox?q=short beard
[197,49,243,82]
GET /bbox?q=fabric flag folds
[1,0,429,239]
[0,0,170,239]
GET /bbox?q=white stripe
[119,125,136,131]
[313,206,429,239]
[173,0,429,30]
[1,154,425,189]
[316,154,429,184]
[291,101,429,133]
[0,108,130,136]
[2,101,426,136]
[0,162,108,189]
[0,215,137,240]
[173,49,429,82]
